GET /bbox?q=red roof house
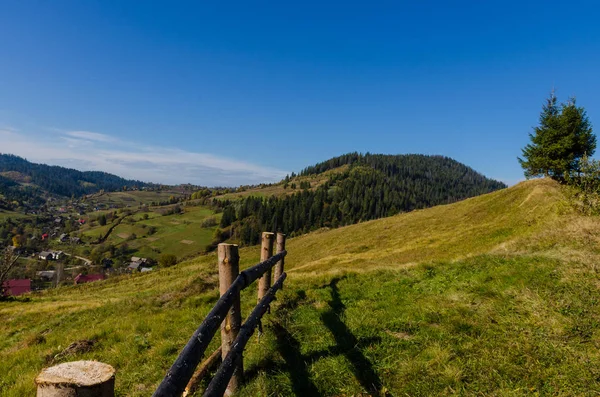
[2,279,31,297]
[74,273,105,285]
[41,233,49,241]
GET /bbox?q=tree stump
[35,361,115,397]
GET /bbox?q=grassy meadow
[215,166,349,200]
[0,209,28,221]
[76,205,221,260]
[87,190,186,207]
[2,179,600,396]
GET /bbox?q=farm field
[0,209,28,221]
[86,190,186,207]
[2,179,600,396]
[78,205,221,261]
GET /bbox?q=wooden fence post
[36,361,115,397]
[273,233,286,284]
[257,232,275,301]
[218,243,242,396]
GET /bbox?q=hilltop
[3,178,600,396]
[213,153,507,246]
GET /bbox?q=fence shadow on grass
[244,282,385,396]
[271,322,321,396]
[244,290,319,396]
[321,278,383,397]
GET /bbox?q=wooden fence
[35,232,287,397]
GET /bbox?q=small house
[37,270,56,281]
[128,256,149,272]
[59,234,68,242]
[39,251,53,261]
[74,274,105,285]
[2,279,31,296]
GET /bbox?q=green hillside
[0,154,151,212]
[214,153,507,246]
[2,179,600,396]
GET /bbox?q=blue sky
[1,1,599,186]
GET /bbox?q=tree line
[0,154,149,202]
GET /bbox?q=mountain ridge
[0,153,150,210]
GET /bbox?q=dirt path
[62,253,92,266]
[93,211,137,244]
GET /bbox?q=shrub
[565,154,600,215]
[201,216,217,228]
[159,253,177,268]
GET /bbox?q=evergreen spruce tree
[519,92,596,179]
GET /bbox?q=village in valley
[1,185,222,297]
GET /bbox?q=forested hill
[0,153,148,200]
[214,153,507,246]
[300,153,504,193]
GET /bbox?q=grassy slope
[2,179,600,396]
[215,165,350,200]
[0,209,28,221]
[103,206,221,259]
[76,205,221,260]
[88,190,185,207]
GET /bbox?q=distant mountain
[216,153,507,245]
[0,153,149,209]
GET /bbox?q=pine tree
[519,92,596,179]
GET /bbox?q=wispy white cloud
[64,130,117,143]
[0,128,289,186]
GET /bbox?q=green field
[215,165,349,200]
[0,209,28,221]
[87,190,186,207]
[2,179,600,396]
[77,205,221,260]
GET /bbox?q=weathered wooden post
[36,361,115,397]
[273,233,286,283]
[218,243,242,396]
[257,232,274,301]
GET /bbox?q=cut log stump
[36,360,115,397]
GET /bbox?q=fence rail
[153,232,287,397]
[204,272,287,397]
[35,232,288,397]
